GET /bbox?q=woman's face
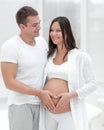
[50,21,63,46]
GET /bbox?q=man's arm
[1,62,55,110]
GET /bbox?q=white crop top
[46,57,68,81]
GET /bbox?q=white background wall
[87,0,104,82]
[0,0,104,102]
[0,0,43,48]
[0,0,104,130]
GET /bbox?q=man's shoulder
[6,35,18,42]
[1,35,20,49]
[4,35,18,44]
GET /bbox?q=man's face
[21,15,41,38]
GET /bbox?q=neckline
[51,50,68,65]
[18,35,36,47]
[51,58,68,66]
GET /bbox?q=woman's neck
[56,44,67,54]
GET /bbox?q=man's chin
[34,33,39,37]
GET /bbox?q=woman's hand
[54,92,71,112]
[50,91,78,113]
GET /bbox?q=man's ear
[19,24,26,30]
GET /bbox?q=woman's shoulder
[69,48,91,62]
[71,48,89,56]
[77,49,91,60]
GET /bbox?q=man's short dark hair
[16,6,38,26]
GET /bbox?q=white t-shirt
[0,35,48,105]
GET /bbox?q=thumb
[49,92,57,98]
[57,93,63,98]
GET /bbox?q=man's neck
[20,33,36,46]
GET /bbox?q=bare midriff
[43,78,71,113]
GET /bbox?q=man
[0,6,55,130]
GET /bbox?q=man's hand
[39,90,57,111]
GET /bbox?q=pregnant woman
[41,16,96,130]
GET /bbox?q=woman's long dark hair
[48,16,77,59]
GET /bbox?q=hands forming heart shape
[45,92,71,114]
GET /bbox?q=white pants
[45,111,75,130]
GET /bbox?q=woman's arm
[76,53,97,100]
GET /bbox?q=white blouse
[39,48,97,130]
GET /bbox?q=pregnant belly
[43,78,71,113]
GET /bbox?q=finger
[56,99,64,109]
[45,103,53,111]
[57,93,63,98]
[44,99,55,111]
[50,92,57,99]
[48,101,55,110]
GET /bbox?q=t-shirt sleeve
[0,41,18,64]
